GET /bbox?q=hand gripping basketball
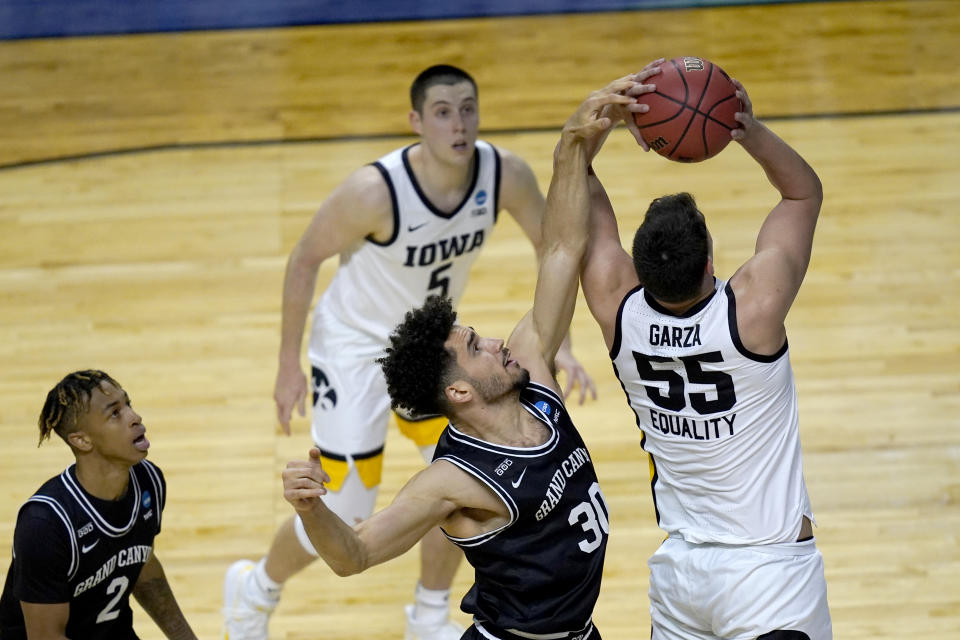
[633,56,743,162]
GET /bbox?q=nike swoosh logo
[511,468,527,489]
[407,222,429,232]
[81,540,99,553]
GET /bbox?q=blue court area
[1,0,806,39]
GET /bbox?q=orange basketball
[633,57,742,163]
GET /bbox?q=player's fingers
[621,115,649,150]
[276,400,293,436]
[296,389,307,418]
[585,376,598,402]
[643,57,666,71]
[634,65,663,84]
[285,487,327,503]
[605,78,638,94]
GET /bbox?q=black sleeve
[11,503,72,603]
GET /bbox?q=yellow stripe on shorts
[352,449,384,490]
[319,448,384,491]
[318,453,350,492]
[393,412,449,448]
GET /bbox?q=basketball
[633,56,741,163]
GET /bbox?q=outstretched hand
[615,58,664,151]
[730,78,756,142]
[554,347,598,405]
[562,76,639,141]
[283,447,331,513]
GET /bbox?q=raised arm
[727,79,823,354]
[581,171,642,350]
[132,552,197,640]
[507,79,640,386]
[274,166,394,433]
[498,149,596,403]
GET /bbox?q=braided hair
[38,370,120,446]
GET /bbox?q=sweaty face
[411,82,479,165]
[77,381,149,465]
[445,325,529,403]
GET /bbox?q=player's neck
[453,397,548,447]
[410,144,474,200]
[655,276,716,315]
[74,455,132,501]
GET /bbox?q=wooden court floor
[0,1,957,638]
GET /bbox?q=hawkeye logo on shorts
[312,366,338,411]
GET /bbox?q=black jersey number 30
[632,351,736,414]
[568,482,610,553]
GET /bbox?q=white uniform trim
[24,496,80,580]
[611,279,813,544]
[59,466,141,537]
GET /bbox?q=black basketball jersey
[0,460,165,640]
[433,382,608,638]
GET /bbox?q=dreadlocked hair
[38,370,120,446]
[378,296,458,418]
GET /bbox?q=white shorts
[308,353,447,494]
[649,536,832,640]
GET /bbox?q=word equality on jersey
[73,544,152,597]
[647,409,737,441]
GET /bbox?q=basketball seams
[634,56,738,162]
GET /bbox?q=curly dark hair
[632,192,710,303]
[38,369,120,446]
[378,296,458,417]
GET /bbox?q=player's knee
[757,631,811,640]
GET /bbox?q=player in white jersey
[280,75,645,640]
[223,65,596,640]
[577,66,832,639]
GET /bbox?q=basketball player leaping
[281,73,652,640]
[222,65,597,640]
[579,67,833,639]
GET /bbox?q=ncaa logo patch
[535,400,552,416]
[475,190,487,206]
[141,491,152,509]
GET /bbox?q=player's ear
[705,256,714,277]
[409,109,423,135]
[67,430,93,453]
[444,380,473,407]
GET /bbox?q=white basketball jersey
[310,141,500,360]
[610,279,813,544]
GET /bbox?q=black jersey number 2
[632,351,736,414]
